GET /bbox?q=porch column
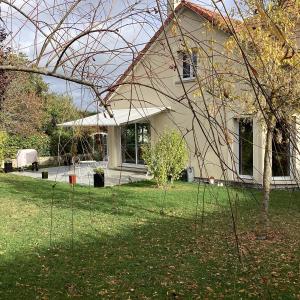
[107,126,121,168]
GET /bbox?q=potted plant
[93,167,104,187]
[4,159,13,173]
[69,174,77,185]
[209,176,215,185]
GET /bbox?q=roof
[104,0,235,102]
[58,107,170,127]
[184,2,231,29]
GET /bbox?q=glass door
[121,123,150,165]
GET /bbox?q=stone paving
[12,162,149,186]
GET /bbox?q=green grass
[0,174,300,299]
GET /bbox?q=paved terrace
[12,162,149,186]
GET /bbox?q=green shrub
[93,167,104,174]
[49,129,73,156]
[0,131,8,164]
[3,133,50,158]
[49,129,93,156]
[142,130,188,187]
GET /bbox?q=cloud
[2,0,235,112]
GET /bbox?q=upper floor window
[181,50,198,79]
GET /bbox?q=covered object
[17,149,38,168]
[58,107,170,127]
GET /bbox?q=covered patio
[58,107,170,170]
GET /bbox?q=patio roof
[58,107,170,127]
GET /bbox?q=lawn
[0,174,300,299]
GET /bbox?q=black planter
[42,171,48,179]
[180,169,188,182]
[94,173,104,187]
[31,162,39,171]
[4,162,13,173]
[64,155,72,166]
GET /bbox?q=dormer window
[182,51,198,79]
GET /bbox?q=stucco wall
[105,7,299,185]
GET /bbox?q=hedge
[3,133,51,158]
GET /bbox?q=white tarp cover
[58,107,169,127]
[17,149,38,168]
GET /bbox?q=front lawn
[0,174,300,299]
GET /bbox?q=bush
[49,129,73,156]
[0,131,8,164]
[3,133,50,158]
[49,129,93,156]
[142,130,188,187]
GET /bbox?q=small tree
[142,130,188,187]
[212,0,300,238]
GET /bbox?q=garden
[1,173,300,299]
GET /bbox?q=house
[60,0,298,186]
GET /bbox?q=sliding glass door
[121,123,150,165]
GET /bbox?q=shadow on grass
[2,211,300,299]
[1,174,300,299]
[0,174,227,218]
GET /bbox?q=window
[182,51,197,79]
[121,123,150,165]
[272,122,290,177]
[238,119,253,176]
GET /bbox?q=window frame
[180,50,198,80]
[121,122,150,166]
[237,118,254,179]
[271,121,293,181]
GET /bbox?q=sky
[1,0,235,112]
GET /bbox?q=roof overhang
[58,107,170,127]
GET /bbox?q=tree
[0,74,44,136]
[42,93,80,135]
[0,27,10,111]
[214,0,300,238]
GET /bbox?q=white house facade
[61,0,300,187]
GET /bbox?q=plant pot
[64,155,72,166]
[4,162,13,173]
[69,174,77,185]
[42,171,48,179]
[180,169,188,182]
[32,162,39,171]
[209,178,215,185]
[94,173,104,187]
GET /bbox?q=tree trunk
[257,126,273,240]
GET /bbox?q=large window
[272,122,290,177]
[238,119,253,176]
[182,51,197,79]
[121,123,150,165]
